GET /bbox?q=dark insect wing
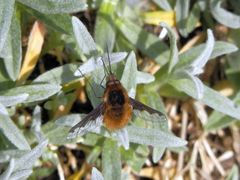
[67,103,104,139]
[129,97,165,117]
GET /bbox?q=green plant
[0,0,239,179]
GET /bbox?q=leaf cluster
[0,0,240,179]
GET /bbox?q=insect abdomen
[103,103,132,130]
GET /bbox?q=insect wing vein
[129,97,166,119]
[67,103,104,139]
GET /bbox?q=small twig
[198,139,212,176]
[218,151,234,162]
[176,104,188,176]
[179,32,204,54]
[195,168,212,180]
[51,150,66,180]
[202,139,226,176]
[57,160,65,180]
[189,140,199,180]
[192,101,208,125]
[231,125,240,165]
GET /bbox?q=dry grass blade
[179,32,204,54]
[176,103,188,177]
[202,138,226,176]
[189,140,199,180]
[198,140,213,179]
[17,21,46,83]
[231,126,240,165]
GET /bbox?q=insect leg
[99,74,106,89]
[77,68,102,98]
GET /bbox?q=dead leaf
[18,21,46,83]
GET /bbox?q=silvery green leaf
[0,155,9,163]
[180,71,204,99]
[169,78,240,120]
[0,140,47,180]
[0,150,28,163]
[0,114,30,150]
[14,139,48,171]
[153,147,166,163]
[128,152,146,172]
[204,92,240,131]
[0,0,14,53]
[136,71,155,84]
[55,114,82,127]
[186,2,201,33]
[210,0,240,29]
[160,22,178,73]
[0,93,29,107]
[121,51,137,97]
[2,12,22,81]
[94,0,117,51]
[197,0,206,10]
[74,52,127,76]
[136,92,171,159]
[173,29,214,100]
[226,164,239,180]
[204,111,235,131]
[121,172,129,180]
[177,41,238,69]
[34,63,79,85]
[0,159,14,180]
[175,0,190,37]
[23,7,73,34]
[0,102,8,115]
[43,122,75,144]
[17,0,87,14]
[0,163,32,180]
[72,16,97,56]
[191,75,204,99]
[92,167,104,180]
[133,110,167,128]
[152,0,172,10]
[127,125,187,147]
[115,18,169,65]
[102,139,121,180]
[114,128,129,150]
[0,84,61,103]
[9,169,32,180]
[31,106,43,142]
[188,29,214,75]
[86,146,102,163]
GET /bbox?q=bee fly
[68,52,166,139]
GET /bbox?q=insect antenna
[76,68,102,98]
[106,44,113,74]
[99,54,110,88]
[100,55,110,76]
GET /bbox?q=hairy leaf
[17,0,87,14]
[0,84,61,103]
[0,114,30,150]
[102,139,121,180]
[0,0,15,53]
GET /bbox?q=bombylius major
[68,52,166,138]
